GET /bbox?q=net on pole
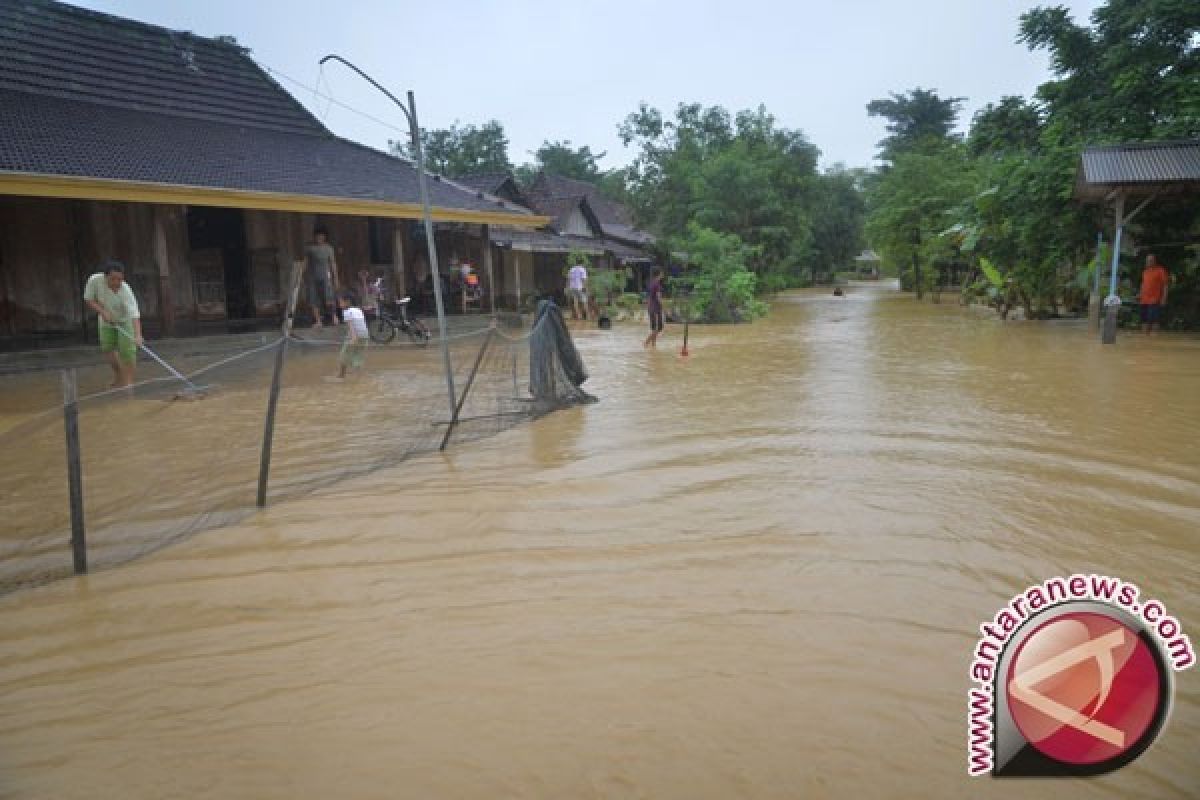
[0,306,594,594]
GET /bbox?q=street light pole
[319,54,457,419]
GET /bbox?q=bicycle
[369,296,431,345]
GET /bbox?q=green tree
[968,96,1044,156]
[391,120,512,177]
[867,88,966,163]
[675,224,767,323]
[522,140,606,182]
[620,102,825,290]
[810,166,867,283]
[865,141,978,297]
[1019,0,1200,142]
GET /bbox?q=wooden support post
[392,223,407,300]
[439,327,494,451]
[153,206,175,337]
[257,260,304,507]
[1089,233,1103,332]
[482,224,495,315]
[515,250,523,312]
[62,369,87,574]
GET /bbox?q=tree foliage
[391,120,512,178]
[967,96,1044,157]
[514,140,607,184]
[675,224,767,323]
[1019,0,1200,142]
[867,88,966,163]
[620,102,849,290]
[866,0,1200,326]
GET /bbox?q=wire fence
[0,310,587,594]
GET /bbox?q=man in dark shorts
[643,267,665,349]
[305,227,338,329]
[1138,253,1169,334]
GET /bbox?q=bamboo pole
[439,327,494,451]
[62,369,87,574]
[257,260,304,507]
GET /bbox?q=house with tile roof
[526,173,656,250]
[0,0,545,344]
[452,171,657,310]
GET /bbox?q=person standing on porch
[567,260,588,321]
[305,227,339,329]
[83,260,143,388]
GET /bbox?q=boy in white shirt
[566,262,588,320]
[335,292,369,379]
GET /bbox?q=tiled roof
[0,0,322,135]
[603,222,656,247]
[490,227,651,262]
[529,173,632,225]
[455,173,512,194]
[527,172,657,246]
[1076,140,1200,200]
[0,1,538,221]
[0,88,533,215]
[533,194,604,236]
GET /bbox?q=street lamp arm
[319,54,413,129]
[316,53,458,434]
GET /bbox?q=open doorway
[186,206,252,321]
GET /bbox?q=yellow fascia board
[0,172,551,229]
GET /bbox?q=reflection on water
[1,288,1197,799]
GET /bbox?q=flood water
[1,287,1198,799]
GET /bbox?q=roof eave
[0,172,551,227]
[1074,178,1200,204]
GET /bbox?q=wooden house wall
[0,196,492,344]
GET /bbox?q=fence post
[440,327,494,451]
[257,261,305,507]
[62,369,87,574]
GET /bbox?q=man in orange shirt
[1138,253,1169,334]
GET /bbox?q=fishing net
[0,305,593,593]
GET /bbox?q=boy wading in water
[83,260,143,387]
[334,292,368,380]
[643,267,665,349]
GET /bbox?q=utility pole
[319,54,457,419]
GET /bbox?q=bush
[677,223,768,323]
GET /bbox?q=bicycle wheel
[407,319,431,346]
[369,316,396,344]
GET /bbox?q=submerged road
[1,287,1197,798]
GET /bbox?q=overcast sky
[75,0,1105,172]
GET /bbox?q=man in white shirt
[83,260,143,387]
[566,261,589,320]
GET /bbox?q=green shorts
[339,338,367,369]
[99,322,137,364]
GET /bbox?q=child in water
[334,291,368,379]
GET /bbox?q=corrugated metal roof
[1080,140,1200,185]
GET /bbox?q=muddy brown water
[1,288,1197,799]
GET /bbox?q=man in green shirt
[83,260,143,388]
